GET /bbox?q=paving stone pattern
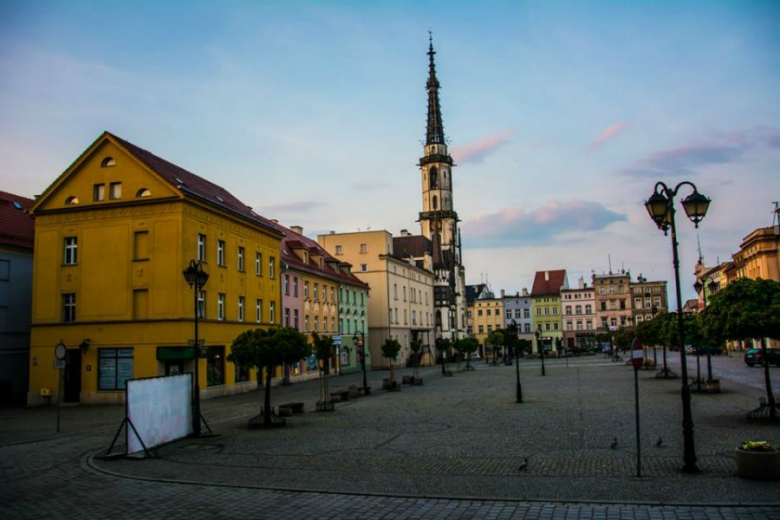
[2,355,779,519]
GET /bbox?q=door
[64,350,82,403]
[166,361,184,376]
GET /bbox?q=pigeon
[518,458,528,471]
[656,437,663,447]
[610,437,618,449]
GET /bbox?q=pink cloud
[452,127,517,164]
[588,122,628,151]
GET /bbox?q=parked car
[686,345,723,355]
[744,348,780,367]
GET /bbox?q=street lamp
[511,320,523,403]
[352,330,370,394]
[183,259,209,437]
[645,180,710,474]
[694,278,720,383]
[535,329,546,376]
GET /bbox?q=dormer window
[136,188,151,198]
[303,252,309,264]
[109,182,122,200]
[101,157,116,167]
[65,196,79,205]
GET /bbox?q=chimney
[544,271,550,282]
[400,229,408,236]
[522,288,528,297]
[500,289,505,298]
[291,225,303,235]
[329,230,335,235]
[578,276,585,289]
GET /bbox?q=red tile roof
[0,191,35,250]
[108,133,282,237]
[274,223,368,290]
[531,269,567,297]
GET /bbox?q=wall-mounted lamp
[79,339,91,354]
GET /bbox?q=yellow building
[27,132,283,405]
[469,298,504,356]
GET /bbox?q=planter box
[735,449,780,480]
[706,379,721,394]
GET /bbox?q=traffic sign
[53,359,66,369]
[333,335,342,345]
[55,342,67,360]
[631,339,644,370]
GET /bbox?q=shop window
[98,348,133,390]
[207,346,225,387]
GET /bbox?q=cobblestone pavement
[2,356,779,519]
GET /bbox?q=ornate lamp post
[182,260,209,437]
[535,329,546,376]
[511,320,523,403]
[645,180,711,474]
[352,330,370,394]
[694,278,720,382]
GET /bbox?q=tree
[487,330,504,364]
[381,338,401,387]
[438,338,453,375]
[702,278,780,419]
[229,327,310,428]
[312,332,335,408]
[613,327,636,351]
[517,338,533,358]
[454,337,478,371]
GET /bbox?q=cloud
[462,200,627,248]
[588,122,627,151]
[259,200,326,213]
[620,126,780,177]
[451,127,517,164]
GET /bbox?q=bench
[329,390,350,402]
[277,402,305,417]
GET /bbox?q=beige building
[593,272,633,332]
[561,278,597,350]
[318,230,434,368]
[630,275,668,325]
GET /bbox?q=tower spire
[426,33,445,145]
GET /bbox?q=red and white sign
[631,339,644,370]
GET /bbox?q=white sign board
[127,374,192,454]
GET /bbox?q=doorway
[64,350,82,403]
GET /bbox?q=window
[524,309,530,319]
[335,245,343,255]
[237,247,245,271]
[284,274,290,296]
[565,306,572,315]
[93,184,106,201]
[403,287,407,301]
[524,323,531,333]
[198,290,206,318]
[218,293,225,320]
[487,325,493,333]
[235,362,250,383]
[238,296,245,322]
[544,308,549,315]
[294,309,299,329]
[269,301,276,323]
[304,281,310,299]
[109,182,122,200]
[653,297,661,308]
[585,304,592,314]
[0,259,9,281]
[600,302,607,311]
[136,188,151,198]
[255,252,262,275]
[64,237,78,265]
[101,157,116,167]
[360,243,367,253]
[331,287,335,302]
[545,323,550,331]
[323,317,328,332]
[207,346,224,387]
[305,315,310,332]
[62,293,76,322]
[314,283,319,301]
[98,348,133,390]
[478,325,484,334]
[360,264,367,272]
[198,234,206,262]
[506,310,512,319]
[487,309,492,316]
[314,316,319,332]
[217,240,225,266]
[478,310,483,316]
[65,196,79,205]
[322,285,327,303]
[587,321,593,330]
[394,284,398,300]
[553,307,558,315]
[269,256,276,278]
[553,323,559,331]
[256,299,263,323]
[284,308,290,326]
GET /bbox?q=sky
[2,0,779,303]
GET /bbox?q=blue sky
[2,1,779,302]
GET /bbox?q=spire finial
[425,33,445,145]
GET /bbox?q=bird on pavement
[610,437,618,449]
[656,437,663,447]
[519,458,528,471]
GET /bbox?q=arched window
[136,188,152,198]
[432,195,438,210]
[101,157,116,167]
[435,310,442,327]
[429,167,438,189]
[65,196,79,205]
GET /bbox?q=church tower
[418,35,467,342]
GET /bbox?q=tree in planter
[487,330,504,365]
[409,339,423,380]
[454,337,479,371]
[381,338,402,389]
[229,327,310,429]
[438,338,453,375]
[702,278,780,420]
[312,332,335,410]
[635,314,666,367]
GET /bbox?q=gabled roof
[0,191,35,250]
[275,223,369,290]
[465,284,493,304]
[531,270,568,297]
[393,235,431,259]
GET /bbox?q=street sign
[53,359,66,369]
[55,342,67,360]
[333,335,342,346]
[631,339,644,370]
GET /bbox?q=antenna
[773,201,780,227]
[696,234,703,264]
[608,254,612,275]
